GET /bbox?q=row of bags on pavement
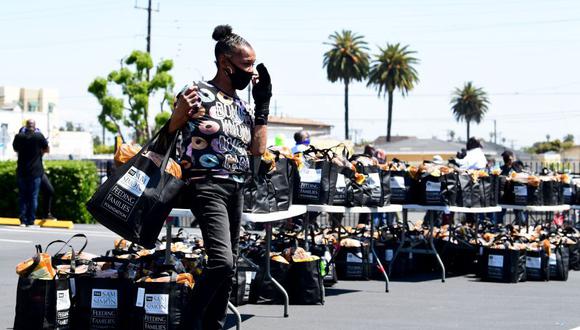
[12,227,336,330]
[314,217,580,283]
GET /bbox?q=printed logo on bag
[426,181,441,192]
[385,249,394,262]
[300,168,321,183]
[563,187,572,197]
[514,186,527,197]
[56,289,71,327]
[117,166,150,197]
[488,254,504,268]
[144,294,169,315]
[336,173,346,188]
[346,252,363,263]
[101,184,139,221]
[526,256,541,269]
[91,289,118,309]
[549,254,557,266]
[390,176,405,189]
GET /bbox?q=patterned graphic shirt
[179,81,254,181]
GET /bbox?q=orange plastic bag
[16,247,56,279]
[114,143,182,179]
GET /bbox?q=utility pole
[135,0,159,139]
[493,120,497,144]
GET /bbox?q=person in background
[13,119,49,226]
[497,149,525,225]
[18,125,57,220]
[454,137,487,170]
[500,150,523,175]
[167,24,270,329]
[291,130,310,154]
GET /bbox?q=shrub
[0,161,99,223]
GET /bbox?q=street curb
[0,218,21,226]
[35,220,75,229]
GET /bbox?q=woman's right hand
[168,84,206,133]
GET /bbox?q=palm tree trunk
[386,90,394,142]
[344,81,349,140]
[466,121,470,141]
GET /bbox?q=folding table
[391,204,501,283]
[241,205,308,318]
[305,204,403,292]
[499,204,571,228]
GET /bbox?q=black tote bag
[14,277,72,330]
[346,165,383,207]
[482,248,526,283]
[70,277,134,329]
[294,158,339,205]
[422,173,458,206]
[131,273,192,330]
[549,245,570,281]
[525,250,549,281]
[86,127,184,249]
[389,170,414,204]
[542,180,561,206]
[287,259,324,305]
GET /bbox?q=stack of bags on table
[502,172,578,206]
[13,233,203,330]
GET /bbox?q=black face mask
[227,61,253,90]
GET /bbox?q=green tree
[563,134,574,143]
[367,43,419,142]
[323,30,370,140]
[88,50,175,143]
[450,81,490,140]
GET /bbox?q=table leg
[164,217,172,265]
[304,213,310,251]
[429,211,445,283]
[265,223,289,317]
[389,209,408,277]
[370,215,389,292]
[227,302,242,330]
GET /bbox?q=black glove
[252,63,272,125]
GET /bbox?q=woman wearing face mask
[167,24,270,329]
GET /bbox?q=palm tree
[450,82,490,140]
[367,43,419,142]
[323,30,369,140]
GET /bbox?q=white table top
[499,204,571,212]
[402,204,502,214]
[169,208,193,217]
[242,205,308,223]
[306,204,403,214]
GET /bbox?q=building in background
[267,115,332,147]
[0,86,93,160]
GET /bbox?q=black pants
[40,173,54,217]
[187,178,243,330]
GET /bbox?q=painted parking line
[0,238,33,244]
[0,227,118,238]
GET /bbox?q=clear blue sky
[2,0,579,149]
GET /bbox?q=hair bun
[212,25,233,41]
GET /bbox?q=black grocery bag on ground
[70,277,134,329]
[230,256,259,306]
[132,273,191,330]
[287,259,324,305]
[334,245,371,280]
[481,248,526,283]
[249,258,290,304]
[525,250,549,281]
[14,277,72,330]
[86,127,184,249]
[549,245,570,281]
